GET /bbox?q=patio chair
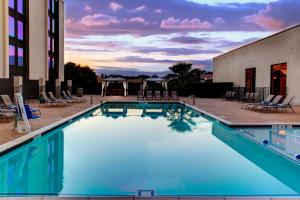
[48,92,71,105]
[252,95,283,112]
[40,92,66,107]
[171,91,179,101]
[62,91,79,103]
[1,94,41,115]
[222,91,230,100]
[223,91,235,101]
[146,91,153,100]
[255,96,295,113]
[251,93,259,103]
[67,90,87,102]
[154,91,161,100]
[242,94,275,110]
[0,95,16,109]
[163,91,169,101]
[0,110,15,123]
[241,92,251,103]
[137,91,144,101]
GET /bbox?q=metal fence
[23,80,39,100]
[230,87,287,102]
[0,78,14,101]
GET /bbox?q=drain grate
[137,190,155,197]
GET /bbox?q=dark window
[48,0,59,80]
[9,0,27,77]
[245,68,256,93]
[271,63,287,96]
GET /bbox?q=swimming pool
[0,102,300,196]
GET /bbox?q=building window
[245,68,256,93]
[271,63,287,96]
[48,0,59,80]
[8,0,27,77]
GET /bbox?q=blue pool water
[0,102,300,196]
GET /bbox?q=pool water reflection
[0,102,300,196]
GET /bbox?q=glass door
[245,68,256,92]
[271,63,287,96]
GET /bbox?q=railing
[0,78,14,101]
[186,95,196,105]
[229,87,287,102]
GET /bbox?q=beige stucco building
[0,0,64,85]
[213,25,300,104]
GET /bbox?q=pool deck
[0,196,299,199]
[1,95,300,146]
[1,96,300,199]
[100,96,300,126]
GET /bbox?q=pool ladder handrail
[187,95,196,105]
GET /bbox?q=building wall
[0,0,9,78]
[213,25,300,104]
[28,0,48,81]
[58,0,65,82]
[0,0,64,82]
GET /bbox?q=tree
[167,62,194,95]
[64,62,100,94]
[169,62,193,79]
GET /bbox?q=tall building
[213,25,300,105]
[0,0,64,89]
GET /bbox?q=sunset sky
[64,0,300,73]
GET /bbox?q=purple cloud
[64,0,300,72]
[133,47,221,55]
[109,2,123,11]
[161,17,213,30]
[79,14,121,26]
[111,56,213,71]
[169,36,210,44]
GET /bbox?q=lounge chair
[40,92,66,107]
[223,91,230,100]
[48,92,72,105]
[163,91,169,101]
[223,91,235,100]
[0,95,17,109]
[255,96,295,113]
[171,91,179,101]
[241,92,251,103]
[146,91,153,100]
[137,91,144,101]
[154,91,161,100]
[66,91,87,102]
[1,94,41,115]
[62,91,79,103]
[242,94,275,110]
[252,93,259,103]
[252,95,283,112]
[0,110,15,123]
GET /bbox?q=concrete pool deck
[100,96,300,126]
[1,96,300,199]
[0,196,299,199]
[1,95,300,146]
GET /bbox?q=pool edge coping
[0,101,300,197]
[0,102,103,156]
[0,100,298,156]
[183,102,300,128]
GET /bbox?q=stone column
[55,79,61,98]
[67,80,72,94]
[39,78,45,95]
[13,76,23,94]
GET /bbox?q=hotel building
[213,25,300,104]
[0,0,64,96]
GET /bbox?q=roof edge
[213,24,300,60]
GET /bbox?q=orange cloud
[244,5,284,31]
